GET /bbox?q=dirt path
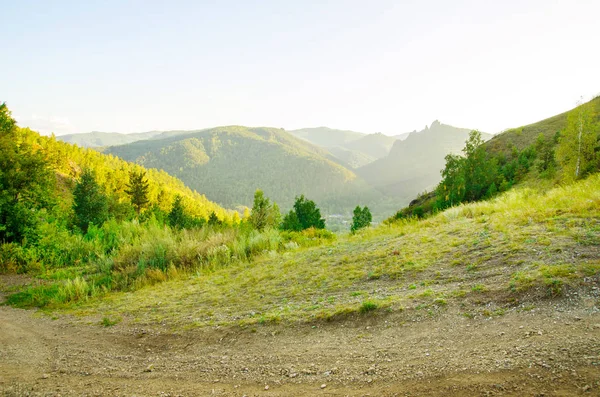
[2,298,600,396]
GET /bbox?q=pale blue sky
[1,0,598,135]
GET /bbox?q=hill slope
[485,96,600,154]
[58,130,202,148]
[25,128,230,220]
[105,126,382,212]
[357,121,492,201]
[289,127,397,168]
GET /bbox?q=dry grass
[66,174,600,328]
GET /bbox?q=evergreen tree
[168,195,187,229]
[281,210,302,231]
[72,169,109,233]
[0,103,55,243]
[208,211,221,226]
[281,195,325,231]
[351,206,372,233]
[125,170,150,215]
[249,189,281,231]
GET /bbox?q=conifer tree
[281,195,325,231]
[72,169,109,233]
[168,195,187,229]
[351,206,372,233]
[125,170,150,215]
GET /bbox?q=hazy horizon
[2,0,599,136]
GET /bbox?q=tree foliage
[125,170,150,215]
[351,206,372,233]
[435,130,536,211]
[72,169,109,233]
[249,189,281,231]
[168,195,187,229]
[281,195,325,231]
[0,103,55,243]
[556,100,599,181]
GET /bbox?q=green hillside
[357,121,492,201]
[390,96,600,220]
[485,96,600,154]
[105,126,383,213]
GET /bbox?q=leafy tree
[249,189,281,231]
[556,100,599,181]
[0,103,55,243]
[351,206,372,233]
[535,133,558,178]
[282,195,325,231]
[168,195,187,229]
[72,169,109,233]
[125,170,150,215]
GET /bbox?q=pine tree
[208,211,221,226]
[125,170,150,215]
[281,195,325,231]
[72,169,109,233]
[351,205,372,233]
[168,195,187,229]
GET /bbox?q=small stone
[320,384,327,389]
[264,385,269,390]
[42,373,49,379]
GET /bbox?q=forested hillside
[357,121,492,200]
[390,96,600,220]
[105,126,384,213]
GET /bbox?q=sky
[1,0,599,136]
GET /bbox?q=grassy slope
[78,174,599,328]
[485,96,600,154]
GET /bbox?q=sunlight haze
[2,0,598,135]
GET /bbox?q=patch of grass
[100,316,121,327]
[359,300,378,313]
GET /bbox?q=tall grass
[3,219,336,308]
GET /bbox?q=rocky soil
[2,287,600,396]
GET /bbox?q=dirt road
[2,296,600,396]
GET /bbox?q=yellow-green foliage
[21,127,232,222]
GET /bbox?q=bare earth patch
[1,292,599,396]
